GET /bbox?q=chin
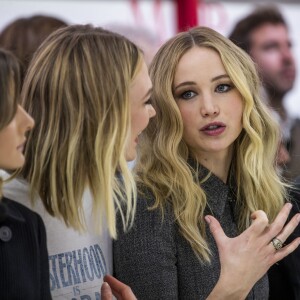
[5,164,23,171]
[12,156,25,169]
[125,151,137,162]
[126,156,136,162]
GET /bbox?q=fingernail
[101,281,110,293]
[205,216,211,224]
[286,203,292,209]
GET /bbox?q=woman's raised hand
[206,203,300,300]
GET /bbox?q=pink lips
[17,140,26,152]
[200,122,226,136]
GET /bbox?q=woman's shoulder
[2,197,43,227]
[136,185,174,220]
[115,188,178,257]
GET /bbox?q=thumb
[101,282,113,300]
[205,215,227,246]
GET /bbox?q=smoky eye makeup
[215,83,233,93]
[180,90,197,100]
[144,98,152,105]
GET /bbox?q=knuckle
[256,210,269,222]
[123,287,134,297]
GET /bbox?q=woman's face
[126,60,156,161]
[0,105,34,170]
[173,46,243,163]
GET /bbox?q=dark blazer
[113,165,268,299]
[0,197,51,300]
[268,176,300,300]
[284,118,300,180]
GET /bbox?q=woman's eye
[181,90,196,100]
[145,98,152,105]
[216,84,232,93]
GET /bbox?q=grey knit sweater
[113,165,268,299]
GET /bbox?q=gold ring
[271,237,283,250]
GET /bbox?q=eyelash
[145,98,152,105]
[216,83,233,93]
[180,91,197,100]
[179,83,233,100]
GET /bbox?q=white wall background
[1,0,299,117]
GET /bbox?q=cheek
[131,113,145,140]
[0,127,15,149]
[235,104,244,130]
[258,52,280,69]
[132,110,149,133]
[229,95,244,125]
[0,131,19,169]
[178,107,198,144]
[130,106,139,132]
[178,105,195,128]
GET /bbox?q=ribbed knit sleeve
[113,196,178,299]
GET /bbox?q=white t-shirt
[2,173,113,300]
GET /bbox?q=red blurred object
[176,0,199,32]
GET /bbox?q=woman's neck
[193,149,233,183]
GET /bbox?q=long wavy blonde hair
[136,26,286,261]
[21,25,143,238]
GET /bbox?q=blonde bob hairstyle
[136,26,286,261]
[21,25,143,238]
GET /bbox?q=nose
[281,45,294,64]
[149,105,156,119]
[200,96,219,118]
[18,105,35,133]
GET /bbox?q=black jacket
[268,176,300,300]
[0,197,51,300]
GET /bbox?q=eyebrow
[212,74,230,82]
[173,81,196,92]
[174,74,230,91]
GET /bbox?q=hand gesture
[206,203,300,299]
[101,275,137,300]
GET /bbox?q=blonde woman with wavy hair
[3,25,155,299]
[114,26,300,299]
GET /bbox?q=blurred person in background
[0,48,50,299]
[0,14,67,81]
[106,24,161,66]
[230,6,300,299]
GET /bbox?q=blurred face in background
[249,23,296,96]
